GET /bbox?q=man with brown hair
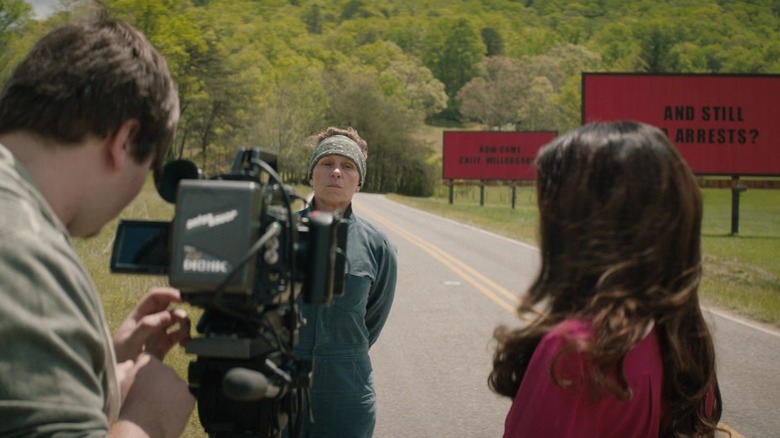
[0,15,194,437]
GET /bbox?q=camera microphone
[156,159,202,203]
[222,367,283,401]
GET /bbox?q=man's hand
[113,287,191,363]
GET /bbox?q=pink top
[503,319,664,438]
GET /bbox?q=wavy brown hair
[489,121,723,437]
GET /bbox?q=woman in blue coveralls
[293,126,398,437]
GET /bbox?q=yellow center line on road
[357,205,538,320]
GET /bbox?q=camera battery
[169,179,263,295]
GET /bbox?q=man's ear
[107,119,140,171]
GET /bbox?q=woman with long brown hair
[490,121,723,437]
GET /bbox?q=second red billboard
[443,131,558,180]
[582,73,780,176]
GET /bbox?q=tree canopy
[2,0,778,194]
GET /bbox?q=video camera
[110,148,347,437]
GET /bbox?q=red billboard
[443,131,557,180]
[582,73,780,176]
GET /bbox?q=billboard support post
[511,182,517,210]
[480,181,485,207]
[731,176,748,235]
[448,180,454,205]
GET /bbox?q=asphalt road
[352,192,780,438]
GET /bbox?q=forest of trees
[2,0,779,195]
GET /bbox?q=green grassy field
[73,179,778,436]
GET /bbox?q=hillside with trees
[2,0,778,195]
